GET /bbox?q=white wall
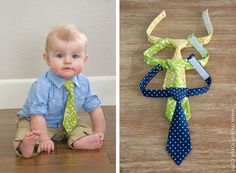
[0,0,116,79]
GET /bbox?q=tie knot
[64,80,74,93]
[171,39,188,49]
[166,88,188,101]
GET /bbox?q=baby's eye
[56,54,64,58]
[72,54,80,59]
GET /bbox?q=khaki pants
[13,116,92,156]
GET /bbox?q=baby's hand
[39,139,55,153]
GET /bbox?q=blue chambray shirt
[17,70,101,129]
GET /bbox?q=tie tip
[175,160,183,165]
[167,150,191,166]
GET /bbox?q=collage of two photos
[0,0,235,173]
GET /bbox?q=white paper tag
[188,55,210,80]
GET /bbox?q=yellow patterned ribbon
[146,9,213,46]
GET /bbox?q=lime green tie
[63,80,78,134]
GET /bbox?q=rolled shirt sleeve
[17,81,49,117]
[82,79,101,112]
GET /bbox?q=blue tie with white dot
[166,87,191,165]
[139,59,211,165]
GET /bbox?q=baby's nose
[64,56,72,63]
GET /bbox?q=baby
[13,24,106,158]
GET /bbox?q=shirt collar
[47,70,80,88]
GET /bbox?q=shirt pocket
[48,96,64,115]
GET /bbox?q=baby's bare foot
[19,130,41,158]
[72,133,104,150]
[98,133,104,145]
[24,130,41,143]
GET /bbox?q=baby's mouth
[63,67,72,70]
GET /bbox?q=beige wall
[0,0,116,79]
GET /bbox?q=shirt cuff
[83,96,101,112]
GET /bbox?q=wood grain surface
[0,106,115,173]
[120,1,236,172]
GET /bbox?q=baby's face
[44,37,87,79]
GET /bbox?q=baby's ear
[83,54,88,63]
[43,53,50,66]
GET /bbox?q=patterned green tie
[63,80,78,134]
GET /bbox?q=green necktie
[63,80,78,134]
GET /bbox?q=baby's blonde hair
[45,24,87,53]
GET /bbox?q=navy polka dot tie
[139,60,211,165]
[166,87,191,165]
